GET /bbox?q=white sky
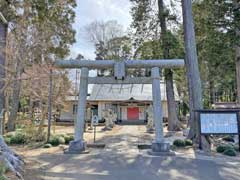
[70,0,132,60]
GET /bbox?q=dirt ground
[6,124,240,180]
[10,125,123,179]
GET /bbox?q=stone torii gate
[55,59,184,154]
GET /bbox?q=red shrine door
[127,107,139,120]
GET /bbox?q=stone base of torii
[56,59,184,154]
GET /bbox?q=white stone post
[66,67,89,153]
[151,67,170,153]
[151,67,163,142]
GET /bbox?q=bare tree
[0,12,24,179]
[84,20,124,46]
[6,1,30,131]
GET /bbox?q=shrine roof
[87,81,179,101]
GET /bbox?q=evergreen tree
[130,0,182,130]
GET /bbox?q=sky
[70,0,132,60]
[67,0,181,81]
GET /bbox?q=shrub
[4,137,11,145]
[48,136,60,146]
[222,135,235,142]
[4,132,14,139]
[64,135,74,144]
[58,136,65,145]
[223,148,237,156]
[216,144,234,153]
[24,126,46,143]
[58,134,65,138]
[185,139,193,146]
[15,124,25,130]
[173,139,185,147]
[10,132,26,144]
[48,135,66,146]
[233,145,239,152]
[43,143,52,148]
[0,164,7,180]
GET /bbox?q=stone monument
[102,109,113,130]
[146,105,154,133]
[86,108,93,130]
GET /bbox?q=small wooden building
[59,81,180,122]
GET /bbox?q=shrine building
[59,81,180,122]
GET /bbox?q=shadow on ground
[25,128,240,180]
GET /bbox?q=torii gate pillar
[66,67,89,153]
[151,67,170,152]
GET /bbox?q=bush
[10,132,26,144]
[15,124,25,130]
[185,139,193,146]
[48,135,66,146]
[48,136,60,146]
[4,132,14,139]
[43,143,52,148]
[223,148,237,156]
[216,144,234,153]
[0,164,7,180]
[173,139,185,147]
[4,137,11,145]
[222,135,235,142]
[64,135,74,144]
[233,145,239,152]
[58,136,65,145]
[24,126,47,143]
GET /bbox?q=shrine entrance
[127,107,139,121]
[55,59,184,154]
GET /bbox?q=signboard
[92,115,99,126]
[200,113,238,134]
[196,109,240,151]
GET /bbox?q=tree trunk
[8,58,23,132]
[0,21,23,178]
[209,80,215,106]
[0,23,7,134]
[47,67,53,142]
[236,41,240,104]
[0,136,24,179]
[3,91,10,134]
[158,0,181,131]
[165,70,182,130]
[234,0,240,103]
[182,0,210,150]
